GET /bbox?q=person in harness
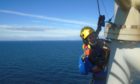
[79,15,110,83]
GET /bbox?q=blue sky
[0,0,114,40]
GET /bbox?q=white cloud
[0,24,81,40]
[0,9,95,26]
[0,24,48,31]
[0,24,104,40]
[0,9,101,40]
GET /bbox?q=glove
[98,15,105,27]
[81,54,86,62]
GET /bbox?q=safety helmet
[80,26,95,39]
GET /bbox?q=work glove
[81,54,90,63]
[81,54,86,62]
[98,15,105,27]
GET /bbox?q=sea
[0,41,91,84]
[0,41,139,84]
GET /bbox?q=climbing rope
[97,0,114,23]
[96,0,101,15]
[101,0,109,19]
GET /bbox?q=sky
[0,0,114,41]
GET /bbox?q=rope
[101,0,109,19]
[97,0,101,15]
[97,0,114,23]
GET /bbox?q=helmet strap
[83,39,88,44]
[89,40,97,46]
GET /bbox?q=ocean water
[0,41,91,84]
[0,41,140,84]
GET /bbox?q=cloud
[0,9,99,40]
[0,9,95,26]
[0,24,47,31]
[0,24,104,40]
[0,24,81,40]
